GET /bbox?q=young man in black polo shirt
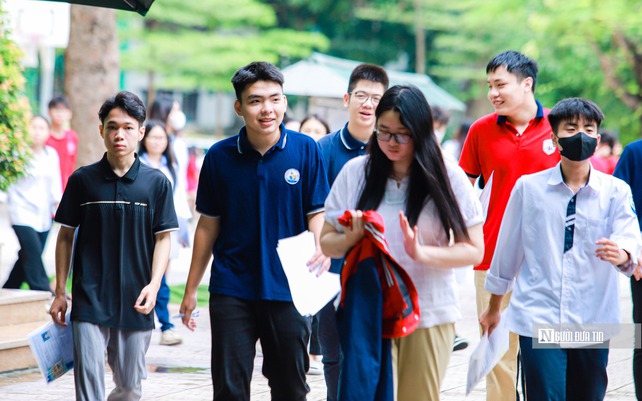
[49,91,178,401]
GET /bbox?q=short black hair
[348,64,389,94]
[48,96,70,110]
[599,130,616,149]
[98,91,146,125]
[487,50,539,93]
[231,62,284,102]
[548,97,605,135]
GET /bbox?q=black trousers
[3,225,51,292]
[633,277,642,400]
[209,294,310,401]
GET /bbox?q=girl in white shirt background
[139,119,192,346]
[3,115,62,293]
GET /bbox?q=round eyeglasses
[350,91,382,105]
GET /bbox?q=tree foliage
[426,0,642,141]
[118,0,642,141]
[0,5,31,191]
[267,0,419,68]
[119,0,330,92]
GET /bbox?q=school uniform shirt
[46,129,78,190]
[196,126,329,301]
[485,163,641,340]
[459,101,560,271]
[318,123,369,274]
[8,146,62,232]
[325,155,484,328]
[55,154,178,331]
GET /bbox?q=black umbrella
[42,0,155,16]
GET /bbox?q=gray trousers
[72,321,152,401]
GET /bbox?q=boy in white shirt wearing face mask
[480,97,641,401]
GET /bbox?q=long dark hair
[357,85,469,241]
[139,119,178,189]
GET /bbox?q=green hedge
[0,5,32,191]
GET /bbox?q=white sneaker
[160,328,183,346]
[307,360,323,375]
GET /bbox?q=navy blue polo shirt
[196,125,329,301]
[318,123,369,273]
[317,123,369,187]
[614,139,642,230]
[55,153,178,331]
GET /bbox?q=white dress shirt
[485,163,641,339]
[325,155,484,328]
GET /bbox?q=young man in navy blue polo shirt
[49,91,178,401]
[316,63,389,401]
[179,61,330,401]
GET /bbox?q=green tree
[268,0,418,68]
[0,4,31,191]
[119,0,329,96]
[427,0,642,141]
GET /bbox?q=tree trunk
[64,5,120,168]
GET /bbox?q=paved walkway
[0,201,637,400]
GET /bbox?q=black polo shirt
[55,153,178,330]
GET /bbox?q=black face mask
[556,132,598,161]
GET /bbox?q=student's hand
[343,210,365,248]
[634,254,642,281]
[308,248,330,277]
[479,306,501,338]
[399,211,425,262]
[134,282,160,315]
[179,292,198,331]
[595,237,629,266]
[49,293,68,326]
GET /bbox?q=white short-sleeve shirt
[325,155,484,328]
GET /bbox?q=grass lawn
[169,283,210,307]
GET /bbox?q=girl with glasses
[320,85,484,400]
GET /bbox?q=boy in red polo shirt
[459,50,560,401]
[47,96,79,190]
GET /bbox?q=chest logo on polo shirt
[284,168,301,185]
[542,138,556,155]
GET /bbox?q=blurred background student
[46,96,78,191]
[589,130,620,175]
[149,96,193,246]
[442,121,472,163]
[300,114,331,142]
[3,115,62,293]
[138,119,191,346]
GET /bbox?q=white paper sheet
[479,172,493,221]
[466,310,510,396]
[28,313,74,383]
[277,231,341,316]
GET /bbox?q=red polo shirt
[459,101,560,270]
[47,129,79,190]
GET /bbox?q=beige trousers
[392,323,456,401]
[475,270,520,401]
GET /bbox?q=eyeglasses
[374,129,413,144]
[350,91,382,105]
